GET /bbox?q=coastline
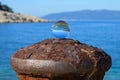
[0,10,48,23]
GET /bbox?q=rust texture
[11,38,111,80]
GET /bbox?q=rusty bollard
[10,38,111,80]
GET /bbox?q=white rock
[0,10,48,23]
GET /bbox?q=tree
[0,2,13,12]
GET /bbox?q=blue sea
[0,21,120,80]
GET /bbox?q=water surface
[0,21,120,80]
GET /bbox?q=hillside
[0,2,13,12]
[0,2,48,23]
[42,10,120,21]
[0,10,48,23]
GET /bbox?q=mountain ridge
[42,10,120,21]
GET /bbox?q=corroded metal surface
[11,38,111,80]
[11,56,77,77]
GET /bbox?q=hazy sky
[0,0,120,17]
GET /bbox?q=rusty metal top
[11,38,111,79]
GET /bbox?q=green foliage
[0,2,13,12]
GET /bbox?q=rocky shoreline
[0,10,48,23]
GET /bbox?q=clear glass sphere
[51,20,70,38]
[51,21,70,38]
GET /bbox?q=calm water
[0,21,120,80]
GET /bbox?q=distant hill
[0,10,48,23]
[0,2,13,12]
[42,10,120,21]
[0,2,48,23]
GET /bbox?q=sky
[0,0,120,17]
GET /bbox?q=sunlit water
[0,21,120,80]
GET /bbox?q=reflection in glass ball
[51,20,70,38]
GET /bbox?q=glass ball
[51,20,70,38]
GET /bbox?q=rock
[0,10,48,23]
[11,38,111,80]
